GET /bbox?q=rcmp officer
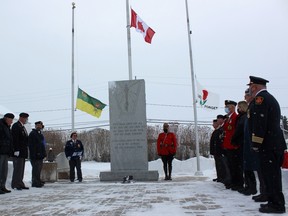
[247,76,286,213]
[157,123,178,180]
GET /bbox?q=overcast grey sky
[1,0,288,130]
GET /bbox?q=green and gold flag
[76,87,106,118]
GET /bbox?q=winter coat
[210,127,225,156]
[157,132,177,156]
[11,121,29,158]
[243,116,260,171]
[231,112,246,148]
[65,139,84,160]
[248,90,287,153]
[0,118,13,156]
[28,129,47,160]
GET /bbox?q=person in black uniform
[247,76,286,214]
[215,114,229,185]
[65,132,84,182]
[232,100,257,196]
[0,113,14,194]
[11,112,30,190]
[209,119,219,181]
[29,121,46,188]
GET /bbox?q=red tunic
[157,132,177,156]
[222,112,238,150]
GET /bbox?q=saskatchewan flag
[76,87,106,118]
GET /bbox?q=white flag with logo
[196,80,219,110]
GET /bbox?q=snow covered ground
[1,157,287,215]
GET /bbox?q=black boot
[164,166,168,180]
[168,165,172,180]
[243,171,257,195]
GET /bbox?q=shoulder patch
[255,96,264,105]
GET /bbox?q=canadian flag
[130,8,155,44]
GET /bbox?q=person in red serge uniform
[157,123,177,180]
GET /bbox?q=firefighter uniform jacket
[248,90,287,152]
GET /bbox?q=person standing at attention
[247,76,286,214]
[157,123,177,180]
[0,113,14,194]
[11,112,30,190]
[222,100,243,190]
[65,132,84,182]
[29,121,46,188]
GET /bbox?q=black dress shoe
[32,184,43,188]
[242,189,257,196]
[13,187,22,190]
[231,185,243,191]
[238,187,247,193]
[0,190,5,194]
[2,188,11,193]
[259,205,286,213]
[254,194,268,202]
[225,184,232,189]
[21,186,29,190]
[252,194,261,200]
[260,203,270,208]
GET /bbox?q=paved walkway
[1,176,285,216]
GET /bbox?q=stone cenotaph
[100,79,159,181]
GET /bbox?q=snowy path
[1,176,286,216]
[1,159,287,215]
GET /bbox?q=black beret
[4,113,15,119]
[19,112,29,118]
[225,100,237,106]
[247,76,269,86]
[216,114,226,119]
[213,119,217,123]
[35,121,43,125]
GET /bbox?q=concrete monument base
[100,170,159,182]
[41,162,58,182]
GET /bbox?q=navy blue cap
[247,76,269,86]
[225,100,237,106]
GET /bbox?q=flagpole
[126,0,133,80]
[71,2,76,131]
[185,0,202,176]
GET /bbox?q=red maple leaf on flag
[130,8,155,44]
[137,21,145,33]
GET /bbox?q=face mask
[249,86,255,95]
[163,129,168,133]
[224,107,229,114]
